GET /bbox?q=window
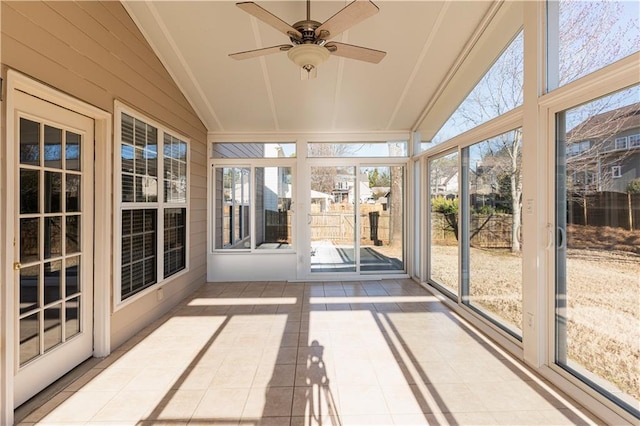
[214,165,294,250]
[629,134,640,148]
[118,108,188,302]
[215,167,251,249]
[307,141,407,157]
[431,31,523,145]
[611,165,622,178]
[255,167,292,249]
[212,141,295,251]
[547,0,640,90]
[614,137,628,150]
[213,142,296,158]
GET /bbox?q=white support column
[521,0,548,367]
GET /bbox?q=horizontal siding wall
[1,1,208,350]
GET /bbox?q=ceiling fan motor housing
[290,20,324,44]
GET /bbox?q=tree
[308,144,356,196]
[628,178,640,194]
[432,196,459,240]
[368,168,379,189]
[439,0,639,252]
[448,32,524,252]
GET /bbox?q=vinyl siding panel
[2,1,208,350]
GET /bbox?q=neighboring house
[430,168,459,197]
[332,172,372,204]
[310,190,333,212]
[566,102,640,193]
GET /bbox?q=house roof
[122,1,523,137]
[567,102,640,143]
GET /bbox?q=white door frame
[1,70,112,424]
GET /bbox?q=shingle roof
[567,102,640,143]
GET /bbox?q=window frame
[614,137,628,150]
[114,102,190,308]
[211,156,296,253]
[611,165,622,178]
[541,56,639,421]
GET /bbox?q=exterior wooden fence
[309,212,393,244]
[568,192,639,231]
[431,213,515,248]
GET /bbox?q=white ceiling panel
[123,0,520,136]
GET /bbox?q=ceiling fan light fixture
[287,44,330,78]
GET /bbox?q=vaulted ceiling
[123,1,522,138]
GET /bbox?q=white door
[13,91,94,407]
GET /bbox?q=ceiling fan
[229,0,386,79]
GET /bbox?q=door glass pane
[464,130,523,336]
[310,166,356,272]
[429,152,459,297]
[20,265,39,314]
[66,174,80,212]
[65,297,80,339]
[255,167,293,249]
[360,166,404,272]
[20,218,40,263]
[66,257,80,296]
[66,216,80,254]
[20,169,40,214]
[44,125,62,169]
[44,260,62,305]
[20,118,40,166]
[66,131,81,171]
[43,304,62,352]
[20,312,40,365]
[44,171,62,213]
[44,216,62,259]
[556,87,640,414]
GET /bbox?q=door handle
[545,224,553,250]
[557,226,566,250]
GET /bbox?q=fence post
[629,192,634,231]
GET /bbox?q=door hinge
[13,262,21,270]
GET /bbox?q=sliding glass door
[428,152,459,297]
[555,87,639,415]
[309,164,404,274]
[359,166,404,272]
[309,166,356,273]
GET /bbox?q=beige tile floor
[17,279,601,426]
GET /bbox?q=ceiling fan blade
[236,2,302,39]
[229,44,292,60]
[315,0,379,40]
[325,42,386,64]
